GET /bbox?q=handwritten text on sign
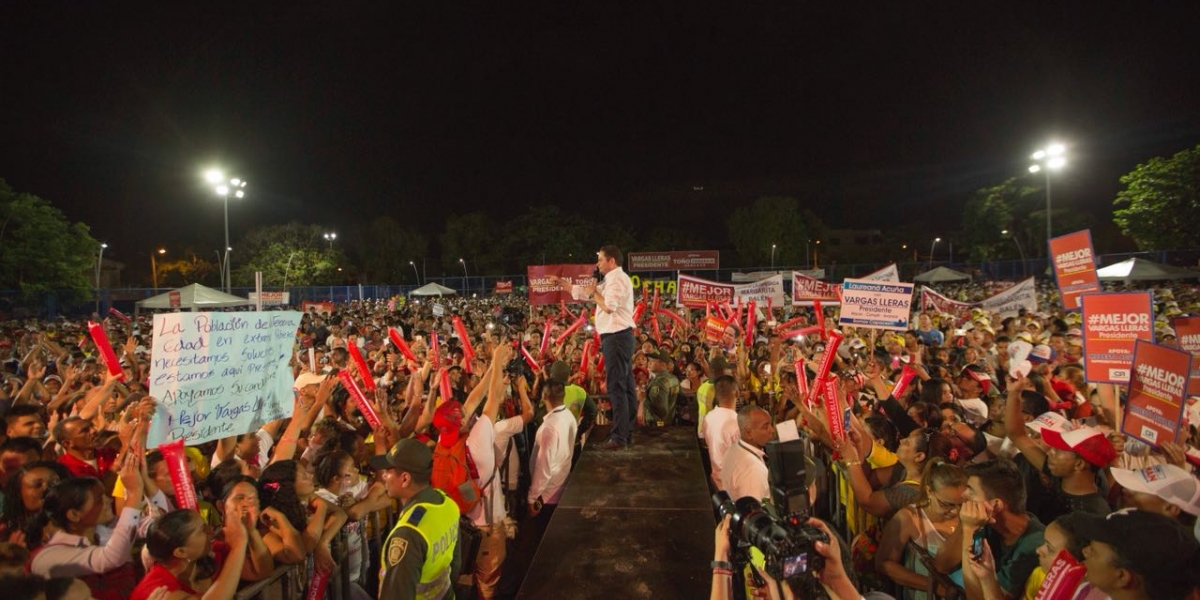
[148,312,302,447]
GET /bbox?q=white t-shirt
[466,417,499,527]
[493,415,525,494]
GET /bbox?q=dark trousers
[600,327,636,444]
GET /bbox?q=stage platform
[516,426,715,600]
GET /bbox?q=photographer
[710,515,864,600]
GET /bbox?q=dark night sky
[3,2,1199,270]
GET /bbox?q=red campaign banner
[677,273,735,308]
[1172,316,1200,396]
[627,250,719,272]
[493,280,513,294]
[920,286,973,319]
[1080,292,1154,384]
[526,264,595,306]
[1048,230,1101,311]
[791,272,842,306]
[1123,339,1192,447]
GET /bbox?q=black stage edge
[516,425,714,600]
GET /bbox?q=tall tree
[232,222,342,286]
[1113,144,1200,250]
[727,196,808,267]
[961,182,1016,261]
[439,212,497,274]
[357,216,428,283]
[0,180,98,302]
[496,205,593,272]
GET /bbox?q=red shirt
[58,447,117,479]
[130,540,229,600]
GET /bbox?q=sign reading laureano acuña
[1048,230,1100,311]
[838,279,914,331]
[1124,340,1192,447]
[148,311,302,447]
[1080,292,1154,384]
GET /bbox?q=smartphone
[971,528,987,560]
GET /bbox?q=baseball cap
[960,365,992,394]
[1066,327,1082,337]
[1040,425,1117,468]
[1026,411,1073,435]
[293,372,327,390]
[1111,463,1200,517]
[1074,510,1200,594]
[369,438,434,475]
[1030,344,1053,363]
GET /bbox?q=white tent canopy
[135,283,253,311]
[1096,257,1200,282]
[410,282,458,296]
[913,266,972,284]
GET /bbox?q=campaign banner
[1172,316,1200,396]
[838,279,914,331]
[629,276,677,295]
[1080,292,1154,384]
[628,250,719,272]
[791,272,843,306]
[248,291,290,306]
[301,301,334,316]
[147,311,303,447]
[790,263,897,306]
[676,273,785,308]
[526,264,595,306]
[920,286,974,318]
[978,277,1037,319]
[1124,340,1192,447]
[1048,230,1101,311]
[493,281,513,294]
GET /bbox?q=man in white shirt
[721,406,775,502]
[701,375,741,490]
[557,244,635,450]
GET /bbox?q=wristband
[712,568,734,577]
[842,460,862,468]
[710,560,734,571]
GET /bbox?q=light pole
[813,240,821,269]
[1028,143,1066,244]
[459,258,468,295]
[95,242,107,314]
[928,237,942,270]
[151,248,166,290]
[409,261,421,285]
[771,243,777,269]
[324,232,337,250]
[1001,230,1027,278]
[283,251,301,288]
[205,169,246,293]
[805,240,810,269]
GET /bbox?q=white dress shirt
[702,406,741,489]
[528,405,578,505]
[721,439,770,503]
[575,267,634,334]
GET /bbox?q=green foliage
[358,216,427,283]
[727,196,809,267]
[0,180,98,302]
[494,206,593,272]
[439,212,497,273]
[156,252,220,287]
[962,180,1017,261]
[231,222,342,286]
[1113,144,1200,250]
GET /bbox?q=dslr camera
[712,491,828,585]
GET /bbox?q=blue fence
[6,249,1199,318]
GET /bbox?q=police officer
[641,349,680,426]
[371,438,461,600]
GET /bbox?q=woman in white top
[876,459,969,600]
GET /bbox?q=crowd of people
[0,254,1197,600]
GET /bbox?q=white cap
[294,372,327,390]
[1111,463,1200,517]
[1026,411,1072,435]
